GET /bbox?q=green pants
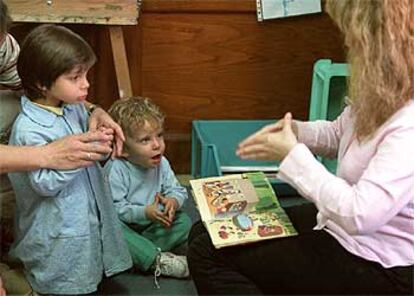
[121,211,192,271]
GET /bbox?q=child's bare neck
[33,97,62,107]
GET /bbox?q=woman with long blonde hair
[187,0,414,294]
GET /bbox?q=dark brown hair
[17,24,96,100]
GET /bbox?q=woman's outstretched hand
[236,112,298,162]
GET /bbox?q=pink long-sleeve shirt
[278,101,414,268]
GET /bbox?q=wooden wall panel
[9,1,345,173]
[6,0,139,25]
[139,9,344,172]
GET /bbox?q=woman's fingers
[77,132,114,159]
[237,134,267,155]
[238,122,280,148]
[78,130,113,143]
[237,143,269,160]
[44,131,112,170]
[85,142,111,155]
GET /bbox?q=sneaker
[153,250,189,289]
[158,252,189,278]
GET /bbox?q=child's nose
[81,78,90,89]
[152,138,161,149]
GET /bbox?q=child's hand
[159,195,178,223]
[145,194,171,228]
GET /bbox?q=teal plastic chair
[190,59,349,196]
[308,59,349,173]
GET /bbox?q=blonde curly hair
[108,96,165,138]
[325,0,414,140]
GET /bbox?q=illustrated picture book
[190,172,297,248]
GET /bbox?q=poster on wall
[257,0,321,22]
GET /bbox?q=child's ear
[120,145,129,158]
[36,83,47,92]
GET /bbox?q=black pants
[187,203,413,295]
[39,293,97,296]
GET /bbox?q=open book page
[190,174,245,222]
[206,208,297,248]
[190,172,297,248]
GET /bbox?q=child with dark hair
[8,24,132,295]
[105,96,191,287]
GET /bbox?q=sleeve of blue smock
[12,129,82,196]
[160,157,188,209]
[105,161,148,224]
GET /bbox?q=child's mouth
[151,154,161,161]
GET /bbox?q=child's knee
[0,265,33,296]
[175,212,192,233]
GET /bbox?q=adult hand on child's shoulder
[88,106,125,158]
[145,194,172,228]
[41,131,113,170]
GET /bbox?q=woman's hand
[145,193,172,228]
[41,131,114,170]
[0,276,6,296]
[88,107,125,158]
[236,112,298,162]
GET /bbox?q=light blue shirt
[104,157,187,226]
[8,96,132,294]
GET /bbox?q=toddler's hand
[145,193,171,228]
[159,195,178,223]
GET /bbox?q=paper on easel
[257,0,321,22]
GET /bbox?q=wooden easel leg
[109,26,133,99]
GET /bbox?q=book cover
[190,172,297,248]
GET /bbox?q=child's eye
[139,137,150,144]
[69,75,79,81]
[157,132,164,138]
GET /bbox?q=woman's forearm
[0,132,113,174]
[0,144,46,174]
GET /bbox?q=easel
[6,0,140,99]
